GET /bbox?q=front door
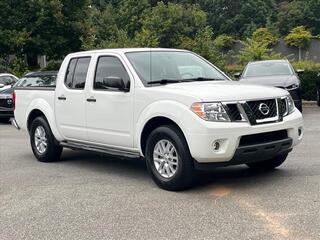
[55,56,91,141]
[86,54,134,148]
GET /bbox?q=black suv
[235,60,303,112]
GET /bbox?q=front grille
[223,97,288,125]
[246,99,277,120]
[278,98,287,116]
[239,130,288,147]
[225,104,242,121]
[0,99,13,109]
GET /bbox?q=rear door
[55,56,91,141]
[86,54,134,148]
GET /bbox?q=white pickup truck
[12,48,303,190]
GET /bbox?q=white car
[12,48,303,190]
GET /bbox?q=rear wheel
[145,125,196,191]
[30,116,63,162]
[317,89,320,107]
[246,153,288,171]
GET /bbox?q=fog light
[213,141,220,151]
[298,127,303,137]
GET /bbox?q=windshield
[126,51,227,85]
[243,62,293,78]
[16,74,57,87]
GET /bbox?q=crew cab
[12,48,304,190]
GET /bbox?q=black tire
[246,153,288,171]
[30,116,63,162]
[317,90,320,107]
[145,125,196,191]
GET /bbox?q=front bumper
[185,109,303,163]
[0,109,14,118]
[194,138,292,170]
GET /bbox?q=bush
[292,61,320,101]
[224,64,244,79]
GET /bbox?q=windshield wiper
[182,77,225,82]
[147,77,225,85]
[147,79,185,85]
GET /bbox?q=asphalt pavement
[1,106,319,240]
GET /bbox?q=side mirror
[234,72,241,80]
[296,69,304,75]
[0,83,4,88]
[103,76,129,92]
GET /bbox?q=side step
[60,141,140,159]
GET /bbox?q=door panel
[86,55,134,148]
[55,57,91,141]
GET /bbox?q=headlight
[191,102,230,122]
[285,83,299,90]
[286,95,295,114]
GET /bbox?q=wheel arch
[140,116,188,156]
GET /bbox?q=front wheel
[145,125,196,191]
[246,153,288,171]
[30,116,63,162]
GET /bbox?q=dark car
[235,60,303,112]
[0,74,18,121]
[0,71,57,122]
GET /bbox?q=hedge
[225,61,320,101]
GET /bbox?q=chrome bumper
[10,118,20,130]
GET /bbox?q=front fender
[135,100,191,155]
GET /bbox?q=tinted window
[243,62,293,78]
[94,56,130,90]
[65,59,77,88]
[65,57,91,89]
[73,58,91,89]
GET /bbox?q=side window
[94,56,130,91]
[64,57,91,89]
[65,59,77,88]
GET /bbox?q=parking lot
[0,106,319,240]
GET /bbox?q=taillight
[12,91,16,111]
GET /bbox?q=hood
[0,87,14,95]
[161,81,288,102]
[240,75,299,87]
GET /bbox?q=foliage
[292,61,320,100]
[238,38,281,64]
[284,26,312,49]
[214,35,235,52]
[252,28,278,46]
[139,2,207,48]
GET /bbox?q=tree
[238,38,281,64]
[214,34,235,52]
[252,28,278,46]
[285,26,312,61]
[139,2,207,48]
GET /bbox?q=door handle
[58,95,67,100]
[86,97,96,102]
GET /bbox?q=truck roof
[67,48,189,57]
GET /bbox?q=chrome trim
[222,97,288,125]
[60,141,140,158]
[10,118,20,130]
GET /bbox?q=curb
[302,101,317,107]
